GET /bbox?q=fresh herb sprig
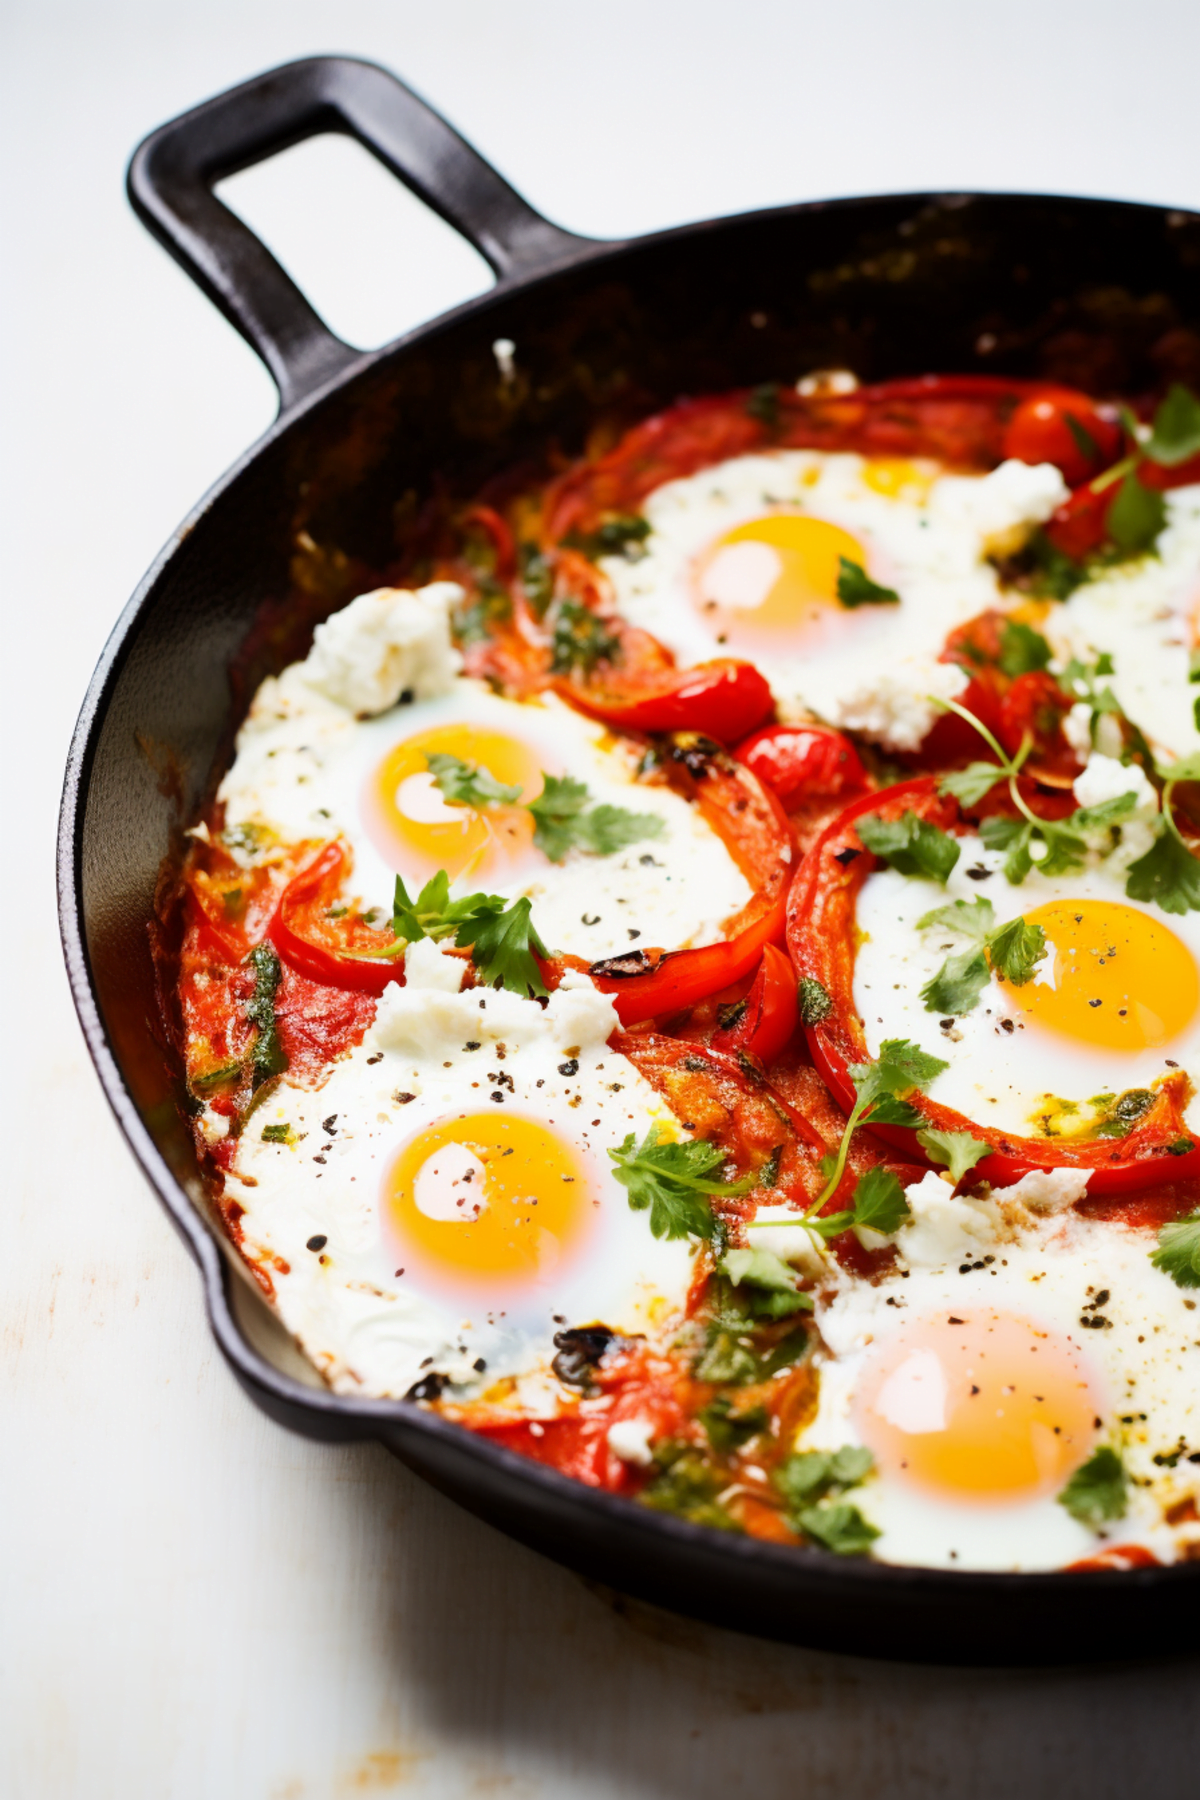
[609,1124,755,1241]
[1058,1445,1128,1526]
[774,1445,880,1555]
[836,558,900,608]
[1151,1208,1200,1289]
[1124,753,1200,916]
[245,943,289,1085]
[426,754,663,864]
[916,895,1047,1016]
[386,870,550,997]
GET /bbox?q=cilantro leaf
[1143,383,1200,467]
[391,870,497,947]
[565,514,651,560]
[998,619,1052,676]
[457,894,549,997]
[798,976,832,1025]
[796,1502,880,1555]
[774,1446,874,1509]
[938,760,1008,807]
[980,814,1034,883]
[836,558,900,608]
[720,1247,813,1319]
[850,1165,911,1235]
[857,811,960,882]
[921,944,990,1016]
[917,896,997,941]
[550,599,620,676]
[245,942,289,1084]
[917,1127,992,1182]
[849,1038,949,1109]
[526,773,664,863]
[1125,820,1200,916]
[1058,1446,1128,1526]
[987,914,1047,985]
[426,752,521,809]
[1107,471,1166,555]
[1072,790,1138,832]
[1034,818,1088,878]
[1151,1209,1200,1288]
[864,1093,926,1127]
[610,1125,754,1241]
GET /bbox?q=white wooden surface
[7,3,1200,1793]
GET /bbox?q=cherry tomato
[711,943,799,1064]
[733,723,870,808]
[1001,389,1121,487]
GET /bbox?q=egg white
[218,666,751,962]
[1050,482,1200,764]
[218,954,694,1400]
[852,820,1200,1140]
[787,1174,1200,1570]
[599,451,1068,750]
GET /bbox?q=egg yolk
[1000,899,1199,1052]
[365,723,543,882]
[856,1310,1100,1503]
[385,1112,595,1293]
[692,513,877,645]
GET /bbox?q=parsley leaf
[526,773,663,863]
[720,1247,814,1319]
[565,514,651,560]
[920,945,990,1016]
[775,1446,874,1509]
[979,814,1035,883]
[998,619,1052,676]
[390,871,499,946]
[426,752,521,809]
[836,558,900,608]
[458,895,549,997]
[917,897,996,941]
[1072,790,1138,832]
[848,1164,911,1235]
[1107,470,1167,555]
[987,914,1047,985]
[1143,383,1200,467]
[917,1127,992,1182]
[1058,1446,1128,1526]
[857,811,960,882]
[1151,1208,1200,1288]
[550,599,621,676]
[1125,819,1200,916]
[699,1396,769,1453]
[798,976,833,1025]
[245,942,289,1084]
[849,1038,950,1109]
[610,1125,754,1241]
[795,1502,881,1556]
[939,760,1008,807]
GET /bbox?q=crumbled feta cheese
[995,1167,1090,1215]
[371,968,617,1061]
[403,937,466,993]
[930,459,1068,551]
[607,1418,657,1466]
[831,657,968,753]
[1072,752,1157,814]
[302,582,464,716]
[894,1170,1000,1266]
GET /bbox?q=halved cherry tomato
[787,778,1200,1195]
[733,723,871,809]
[557,658,774,744]
[1000,389,1122,487]
[583,745,795,1025]
[995,669,1075,767]
[711,943,799,1064]
[269,841,403,995]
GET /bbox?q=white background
[6,2,1200,1794]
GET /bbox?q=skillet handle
[127,55,596,412]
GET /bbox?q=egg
[852,794,1200,1141]
[221,948,694,1399]
[217,584,751,961]
[598,451,1068,749]
[781,1171,1200,1570]
[1050,482,1200,763]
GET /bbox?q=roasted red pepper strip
[555,657,774,745]
[787,778,1200,1196]
[269,841,403,995]
[734,722,871,809]
[585,748,794,1025]
[711,943,799,1065]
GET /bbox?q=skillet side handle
[127,54,597,413]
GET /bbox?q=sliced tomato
[711,944,799,1065]
[269,841,404,995]
[1000,389,1122,487]
[557,657,774,744]
[583,744,795,1024]
[733,723,871,809]
[787,778,1200,1196]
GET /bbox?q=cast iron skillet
[58,54,1200,1665]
